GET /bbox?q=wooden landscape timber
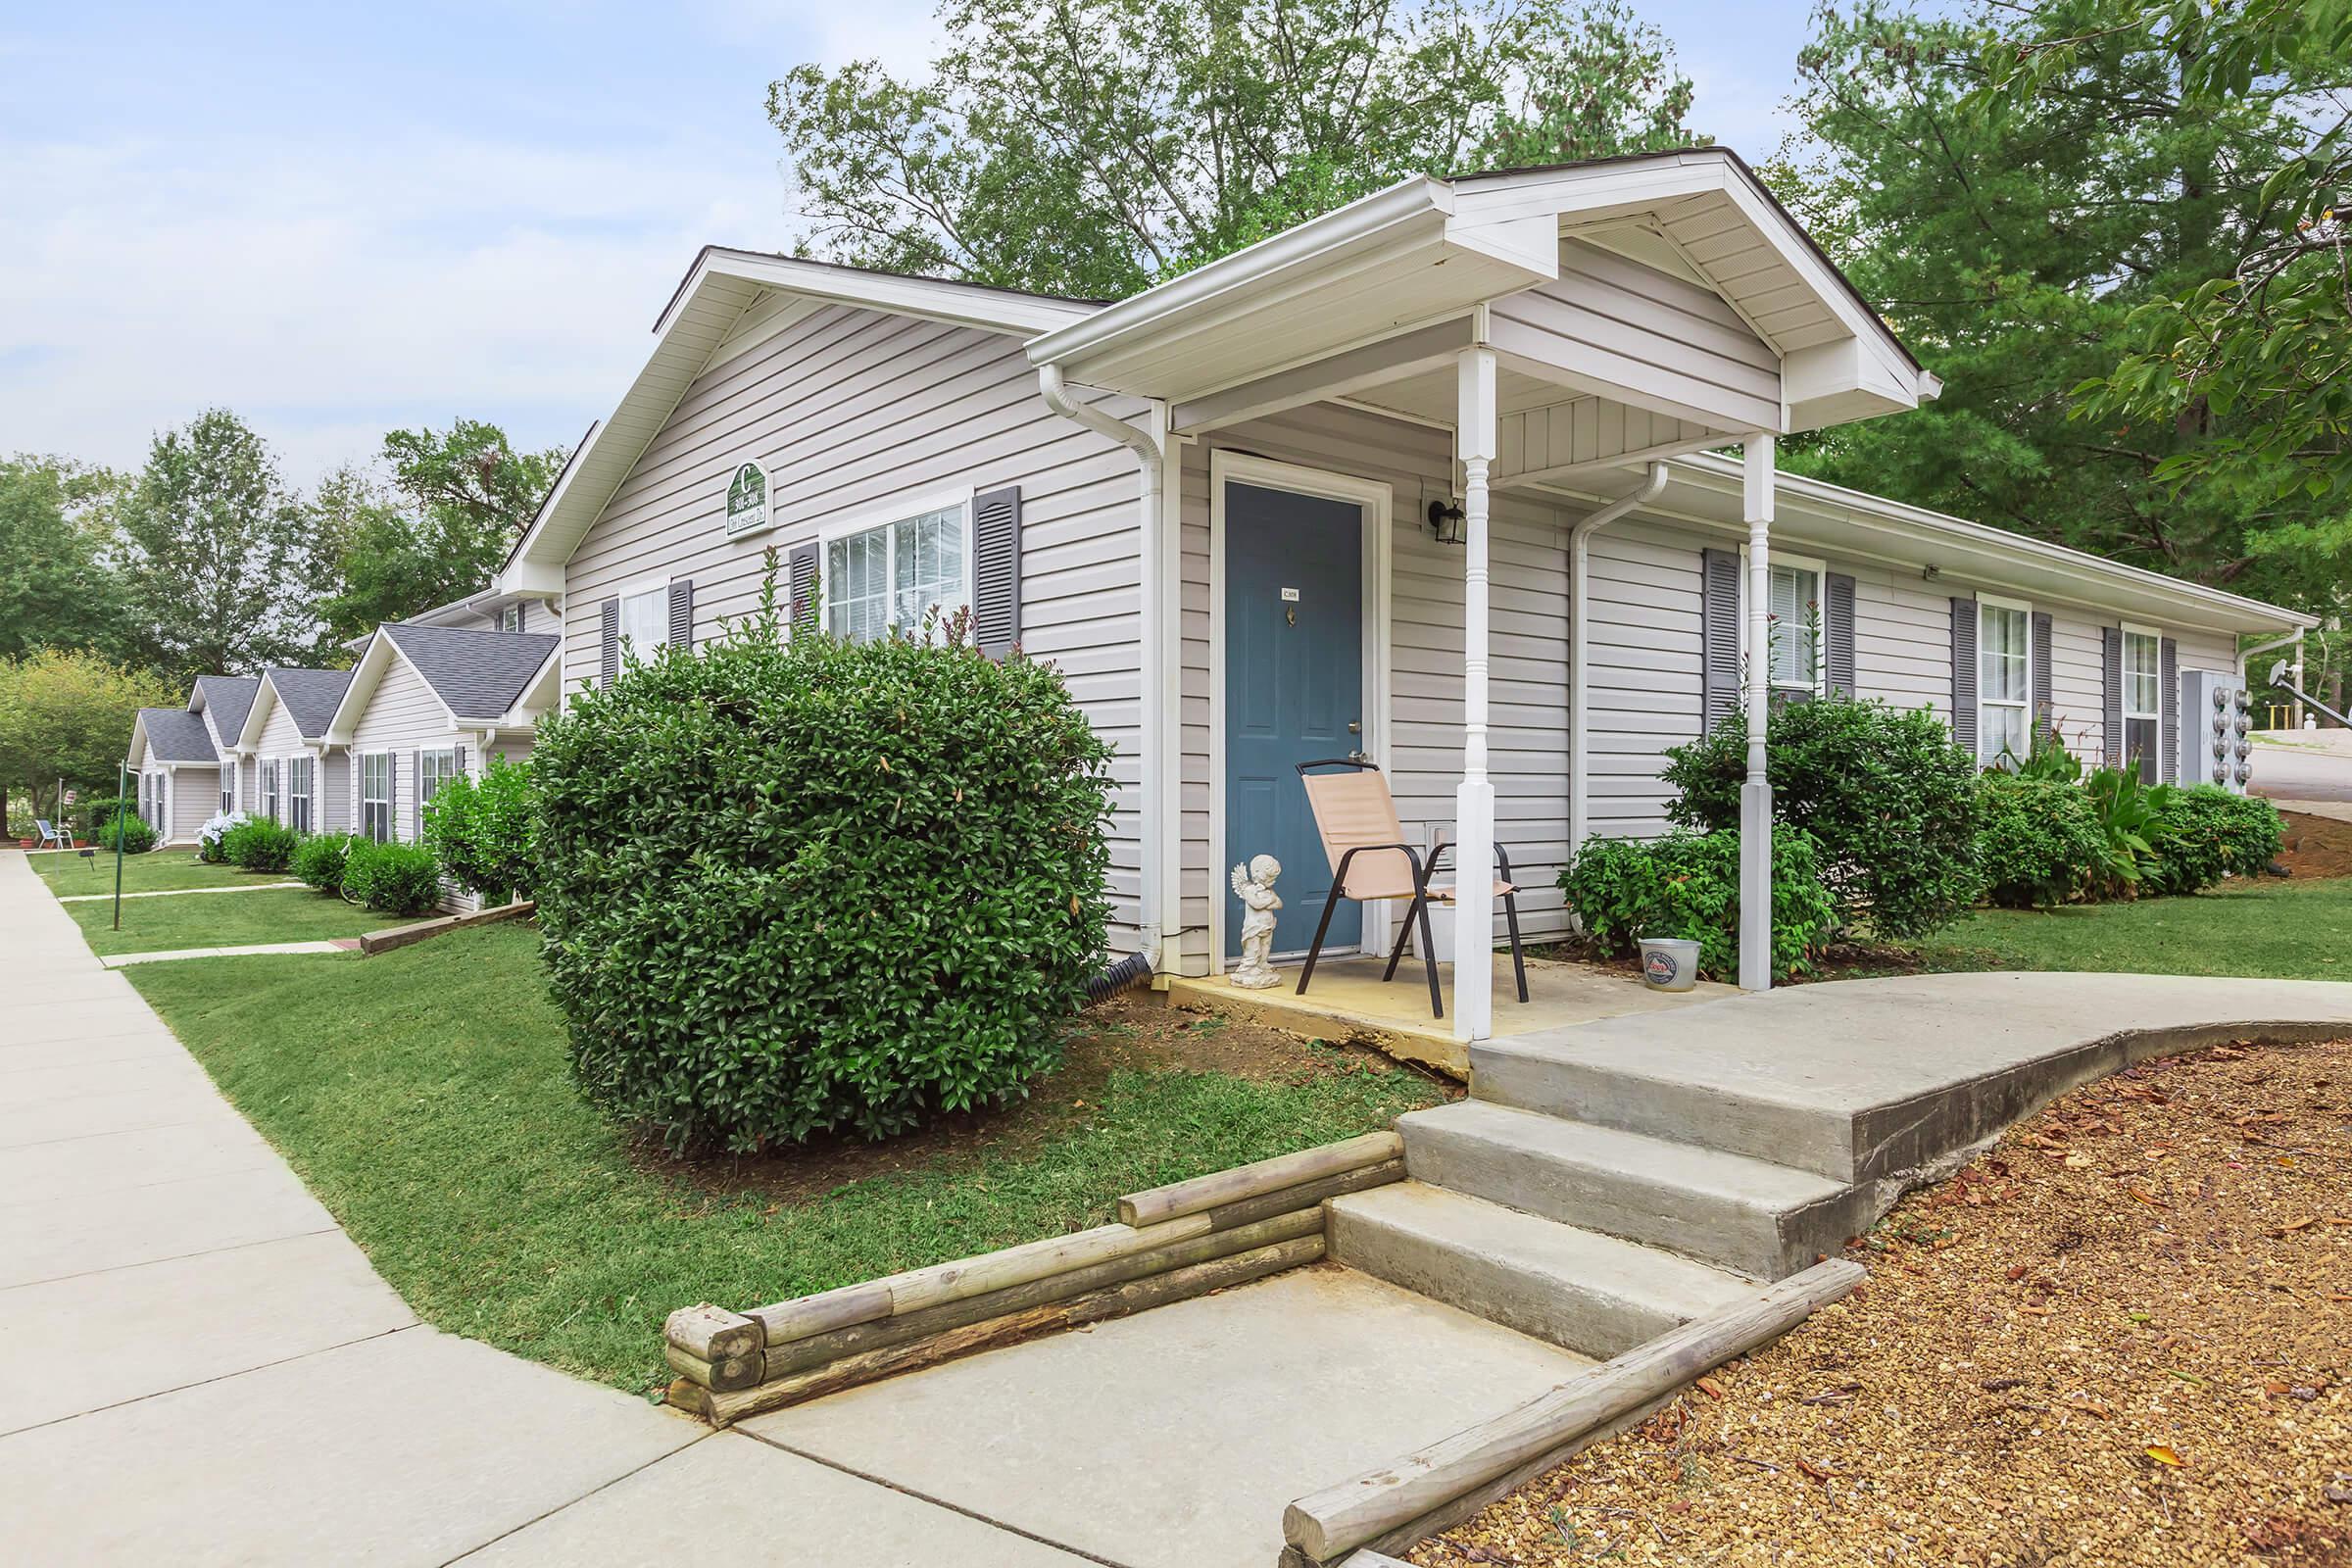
[662,1132,1408,1425]
[1279,1259,1867,1564]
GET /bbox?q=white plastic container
[1638,935,1701,992]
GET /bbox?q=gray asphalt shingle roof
[263,666,358,739]
[383,623,562,718]
[137,707,220,763]
[190,674,260,742]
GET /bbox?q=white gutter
[1569,463,1671,852]
[1037,364,1174,975]
[2238,628,2301,689]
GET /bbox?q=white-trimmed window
[617,584,668,655]
[419,749,461,812]
[2123,625,2162,781]
[361,753,393,843]
[825,499,969,643]
[1768,559,1824,693]
[285,756,315,833]
[260,759,280,822]
[494,603,524,634]
[1978,597,2033,766]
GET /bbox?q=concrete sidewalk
[0,850,1095,1567]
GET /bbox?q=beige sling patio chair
[1292,759,1529,1021]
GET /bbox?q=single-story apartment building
[124,707,221,847]
[322,620,562,911]
[494,146,2312,1042]
[229,667,358,836]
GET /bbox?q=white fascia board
[1024,176,1454,370]
[320,633,391,745]
[492,644,564,726]
[1708,172,1927,401]
[123,713,149,769]
[1671,451,2317,632]
[686,251,1097,339]
[234,676,283,752]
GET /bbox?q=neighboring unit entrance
[1223,480,1365,961]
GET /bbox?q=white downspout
[2237,629,2301,692]
[1038,363,1173,976]
[1568,462,1671,854]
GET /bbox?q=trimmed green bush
[95,813,156,855]
[1660,697,1984,938]
[1976,772,2103,908]
[421,756,536,905]
[220,816,300,872]
[1559,828,1837,982]
[2145,786,2284,896]
[341,838,440,915]
[77,796,134,838]
[291,833,359,896]
[531,587,1116,1155]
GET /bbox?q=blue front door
[1225,481,1364,961]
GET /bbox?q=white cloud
[0,125,791,484]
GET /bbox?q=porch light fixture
[1427,498,1466,546]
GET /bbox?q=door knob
[1347,720,1361,734]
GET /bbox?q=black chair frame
[1290,759,1530,1022]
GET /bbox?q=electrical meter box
[2179,668,2252,792]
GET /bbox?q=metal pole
[113,761,126,931]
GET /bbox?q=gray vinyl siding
[168,769,218,843]
[559,300,1149,953]
[2048,613,2110,760]
[1849,569,1953,712]
[1486,240,1781,433]
[1583,520,1707,840]
[350,654,451,847]
[1179,403,1579,975]
[249,698,308,828]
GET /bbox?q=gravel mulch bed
[1411,1038,2352,1567]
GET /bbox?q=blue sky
[2,0,1827,485]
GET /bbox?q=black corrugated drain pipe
[1084,946,1157,1006]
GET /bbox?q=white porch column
[1739,433,1775,993]
[1453,345,1498,1043]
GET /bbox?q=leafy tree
[314,418,568,647]
[1985,2,2352,516]
[0,456,132,662]
[768,0,1701,298]
[0,648,172,830]
[1776,0,2345,612]
[115,409,328,681]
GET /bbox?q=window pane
[1981,607,2029,703]
[2125,632,2160,718]
[892,507,966,631]
[1982,704,2028,765]
[619,588,668,654]
[827,528,891,643]
[1768,565,1818,687]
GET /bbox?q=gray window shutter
[599,598,619,688]
[971,484,1023,659]
[1700,547,1741,735]
[2159,637,2180,783]
[1824,572,1857,697]
[514,601,526,632]
[668,579,694,651]
[410,752,420,842]
[454,745,467,781]
[1949,598,1979,757]
[787,542,820,631]
[2031,612,2053,738]
[2101,626,2124,768]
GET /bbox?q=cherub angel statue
[1229,854,1283,989]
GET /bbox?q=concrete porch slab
[747,1263,1591,1568]
[1164,953,1732,1076]
[1475,971,2352,1182]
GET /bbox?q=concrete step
[1470,1033,1870,1182]
[1326,1181,1754,1358]
[1396,1100,1879,1280]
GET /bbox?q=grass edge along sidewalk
[123,920,1446,1396]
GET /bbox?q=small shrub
[422,756,536,904]
[291,833,359,896]
[220,816,300,873]
[1976,773,2103,908]
[2146,787,2284,895]
[532,582,1116,1155]
[95,813,156,855]
[197,809,251,863]
[1660,697,1984,939]
[340,838,441,915]
[77,796,134,838]
[1559,828,1837,982]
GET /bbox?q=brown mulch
[643,996,1446,1205]
[2278,811,2352,881]
[1412,1039,2352,1568]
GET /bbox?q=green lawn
[31,850,292,896]
[1906,874,2352,980]
[69,886,408,955]
[125,922,1446,1396]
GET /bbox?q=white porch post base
[1451,778,1495,1044]
[1738,779,1773,991]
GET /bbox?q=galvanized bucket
[1638,935,1701,992]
